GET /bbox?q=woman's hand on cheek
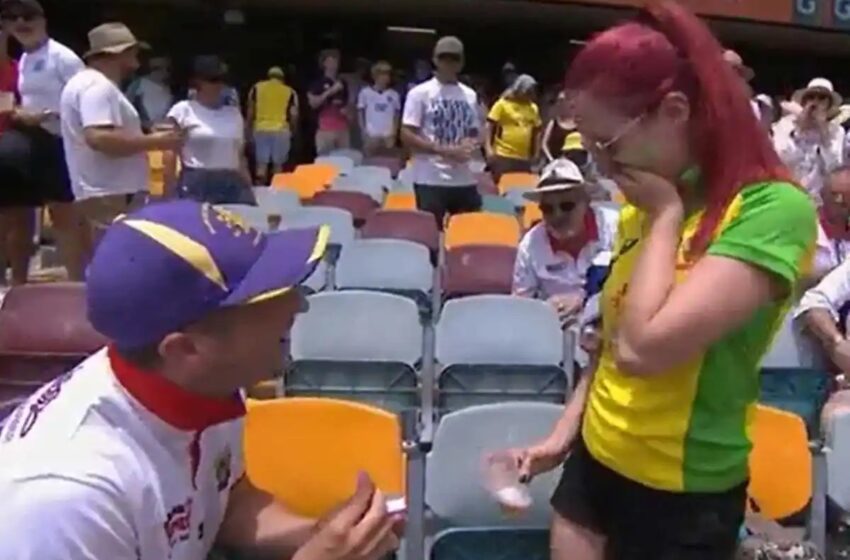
[613,167,683,218]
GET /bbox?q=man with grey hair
[485,73,542,182]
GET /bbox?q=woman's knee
[550,512,605,560]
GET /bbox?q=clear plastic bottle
[483,451,533,515]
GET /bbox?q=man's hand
[328,81,345,96]
[294,473,400,560]
[831,338,850,375]
[146,128,187,151]
[547,292,584,326]
[438,142,475,163]
[14,108,52,127]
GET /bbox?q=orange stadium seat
[294,163,340,186]
[497,172,538,195]
[444,212,521,250]
[383,192,417,211]
[244,397,405,518]
[148,151,165,197]
[522,203,543,230]
[274,173,327,201]
[748,404,812,520]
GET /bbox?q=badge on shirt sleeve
[215,448,232,492]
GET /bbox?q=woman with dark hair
[505,2,816,558]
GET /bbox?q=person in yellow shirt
[247,66,298,185]
[485,74,542,181]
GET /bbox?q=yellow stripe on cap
[123,219,227,291]
[244,225,331,305]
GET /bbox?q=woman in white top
[164,55,251,204]
[513,159,618,326]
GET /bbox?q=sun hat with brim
[793,78,843,110]
[523,158,586,202]
[86,200,328,350]
[83,22,149,60]
[562,131,585,153]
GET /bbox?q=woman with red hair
[509,2,816,558]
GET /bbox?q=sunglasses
[803,93,832,104]
[540,201,577,215]
[437,53,462,63]
[591,114,645,156]
[1,11,39,22]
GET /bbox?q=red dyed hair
[566,0,793,257]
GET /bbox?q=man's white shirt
[0,348,245,560]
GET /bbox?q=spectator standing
[0,200,401,560]
[0,28,24,284]
[357,60,400,156]
[541,91,577,162]
[401,36,482,227]
[164,56,252,204]
[247,66,298,185]
[125,56,173,128]
[60,23,184,249]
[774,77,844,205]
[513,159,617,325]
[485,74,542,181]
[308,49,349,156]
[1,0,86,281]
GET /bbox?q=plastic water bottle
[483,451,533,515]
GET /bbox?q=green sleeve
[707,182,816,288]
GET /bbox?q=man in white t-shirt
[2,0,86,280]
[401,36,482,227]
[60,23,184,250]
[0,200,402,560]
[357,60,400,156]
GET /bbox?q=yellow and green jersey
[582,180,817,493]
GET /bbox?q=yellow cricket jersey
[253,79,294,132]
[582,180,816,493]
[487,98,541,160]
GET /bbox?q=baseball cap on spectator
[523,159,586,201]
[192,55,228,81]
[86,200,328,350]
[267,66,285,79]
[433,36,464,58]
[0,0,43,18]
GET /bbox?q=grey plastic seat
[302,260,328,294]
[252,188,301,216]
[348,165,393,189]
[215,204,270,232]
[425,402,562,528]
[331,175,386,204]
[280,207,355,249]
[315,155,355,174]
[328,148,364,166]
[336,239,433,312]
[435,295,569,412]
[288,291,423,411]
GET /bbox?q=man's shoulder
[519,222,546,253]
[407,78,436,98]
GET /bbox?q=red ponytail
[566,0,793,257]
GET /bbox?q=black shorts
[551,438,746,560]
[488,155,532,182]
[0,125,73,208]
[413,183,482,229]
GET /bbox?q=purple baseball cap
[86,200,328,349]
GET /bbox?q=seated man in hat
[0,201,401,560]
[513,159,618,328]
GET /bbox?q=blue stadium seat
[435,295,570,413]
[280,207,355,263]
[480,195,518,216]
[327,148,363,166]
[287,291,422,412]
[331,174,386,204]
[251,188,301,216]
[315,154,355,174]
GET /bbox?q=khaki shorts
[315,128,351,156]
[76,193,141,234]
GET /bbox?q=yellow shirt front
[253,79,294,132]
[487,98,541,160]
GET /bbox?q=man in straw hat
[513,158,618,327]
[59,22,185,256]
[774,77,845,205]
[0,200,402,560]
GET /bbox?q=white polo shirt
[813,218,850,278]
[18,38,84,135]
[0,348,245,560]
[512,203,618,300]
[60,68,150,200]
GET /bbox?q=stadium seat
[270,172,295,188]
[430,528,549,560]
[444,212,521,250]
[362,210,440,255]
[302,259,329,294]
[288,291,423,411]
[443,245,517,298]
[362,155,403,177]
[523,203,543,230]
[748,404,812,521]
[294,163,340,187]
[476,172,498,196]
[148,150,166,197]
[330,174,386,204]
[308,190,378,226]
[497,172,537,195]
[328,148,364,166]
[314,155,355,175]
[827,411,850,512]
[244,397,405,518]
[280,207,355,251]
[0,283,107,420]
[426,402,561,528]
[383,192,417,211]
[274,173,327,201]
[252,188,301,217]
[215,204,271,232]
[481,195,517,216]
[336,239,433,311]
[435,295,569,412]
[347,165,394,190]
